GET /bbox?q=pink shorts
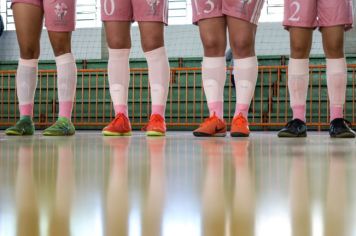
[101,0,168,24]
[11,0,76,32]
[192,0,265,25]
[283,0,354,30]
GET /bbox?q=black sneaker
[278,119,307,138]
[329,118,356,138]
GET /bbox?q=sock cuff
[288,58,309,75]
[202,57,226,68]
[19,58,39,67]
[233,56,257,69]
[326,58,346,74]
[108,48,131,58]
[55,53,75,65]
[144,46,167,59]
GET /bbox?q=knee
[52,43,71,57]
[324,42,344,58]
[141,35,164,52]
[202,35,226,57]
[291,42,310,59]
[19,45,40,59]
[107,36,131,49]
[230,37,255,58]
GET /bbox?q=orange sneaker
[230,113,250,137]
[193,114,227,137]
[143,114,166,136]
[102,113,132,136]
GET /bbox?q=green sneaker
[5,116,35,136]
[43,117,75,136]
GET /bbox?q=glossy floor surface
[1,132,356,236]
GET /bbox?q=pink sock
[326,58,347,121]
[208,101,223,118]
[288,58,309,122]
[16,58,38,118]
[20,104,34,117]
[202,57,226,119]
[56,53,77,120]
[233,56,258,118]
[144,47,170,118]
[59,101,73,118]
[234,104,249,118]
[330,106,344,121]
[292,105,306,122]
[114,104,128,117]
[152,105,165,117]
[108,48,131,117]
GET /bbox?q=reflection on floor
[0,132,356,236]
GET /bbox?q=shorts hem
[134,18,168,25]
[283,23,317,30]
[46,26,75,32]
[193,13,225,25]
[222,11,258,25]
[318,22,353,31]
[11,1,42,9]
[101,18,133,22]
[283,22,353,31]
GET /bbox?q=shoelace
[142,115,163,131]
[112,114,128,130]
[343,119,352,126]
[233,115,247,126]
[199,113,219,127]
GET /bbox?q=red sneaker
[193,113,227,137]
[143,114,166,136]
[230,113,250,137]
[102,113,132,136]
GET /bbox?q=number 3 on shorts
[288,0,300,22]
[194,0,215,15]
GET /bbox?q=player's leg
[135,0,170,136]
[5,2,43,136]
[102,22,132,136]
[321,26,355,138]
[190,0,227,137]
[227,17,257,137]
[101,0,133,136]
[223,0,264,137]
[43,0,76,136]
[278,0,316,138]
[278,27,312,138]
[193,17,228,137]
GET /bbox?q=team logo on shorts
[146,0,160,16]
[237,0,252,15]
[54,2,68,21]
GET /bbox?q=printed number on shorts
[104,0,115,16]
[288,0,300,22]
[194,0,215,15]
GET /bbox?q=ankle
[20,116,32,121]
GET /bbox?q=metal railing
[1,65,356,130]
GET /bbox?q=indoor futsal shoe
[230,113,250,137]
[5,116,35,136]
[43,117,75,136]
[278,119,307,138]
[143,114,166,136]
[102,113,132,136]
[193,113,227,137]
[329,118,356,138]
